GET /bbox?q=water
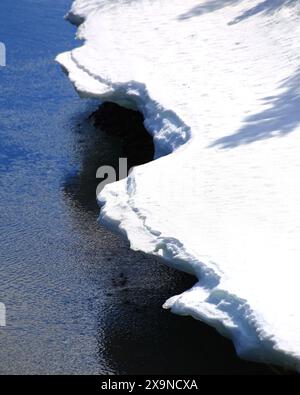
[0,0,275,374]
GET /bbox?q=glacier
[56,0,300,371]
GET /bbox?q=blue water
[0,0,275,374]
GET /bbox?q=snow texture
[57,0,300,371]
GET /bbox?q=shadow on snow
[178,0,297,22]
[229,0,298,25]
[210,67,300,149]
[177,0,239,20]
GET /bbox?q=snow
[56,0,300,371]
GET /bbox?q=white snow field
[57,0,300,371]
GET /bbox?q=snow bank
[57,0,300,371]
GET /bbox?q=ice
[56,0,300,371]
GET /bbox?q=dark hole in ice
[64,102,155,212]
[91,101,155,170]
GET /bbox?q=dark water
[0,0,276,374]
